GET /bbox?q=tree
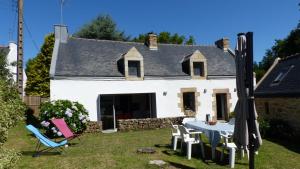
[74,14,130,41]
[0,50,11,80]
[185,36,196,45]
[254,28,300,81]
[132,32,196,45]
[25,34,54,97]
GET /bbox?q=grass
[4,122,300,169]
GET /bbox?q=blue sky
[0,0,299,65]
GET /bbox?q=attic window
[193,62,204,77]
[272,72,284,84]
[271,65,294,86]
[128,61,141,77]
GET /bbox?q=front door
[216,93,228,120]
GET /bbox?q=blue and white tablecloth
[185,121,234,148]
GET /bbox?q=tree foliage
[254,28,300,81]
[0,49,12,81]
[25,34,54,97]
[132,32,196,45]
[0,79,26,168]
[74,14,130,41]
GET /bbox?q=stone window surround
[177,88,200,117]
[212,89,232,121]
[182,50,207,80]
[121,47,144,81]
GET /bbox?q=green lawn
[4,122,300,169]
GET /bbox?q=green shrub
[39,100,89,136]
[0,80,25,168]
[229,111,235,119]
[258,117,270,138]
[0,148,21,169]
[258,117,295,139]
[268,119,295,138]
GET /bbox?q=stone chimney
[146,33,158,50]
[215,38,229,51]
[54,25,68,43]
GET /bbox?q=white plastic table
[185,120,234,159]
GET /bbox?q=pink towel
[51,118,74,139]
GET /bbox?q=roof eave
[49,40,60,78]
[255,92,300,98]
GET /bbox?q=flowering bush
[39,100,89,136]
[0,79,25,168]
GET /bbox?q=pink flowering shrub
[39,100,89,136]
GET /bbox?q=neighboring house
[0,42,27,94]
[50,25,238,130]
[255,54,300,135]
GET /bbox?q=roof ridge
[69,36,216,48]
[69,37,145,45]
[158,43,216,47]
[282,53,300,61]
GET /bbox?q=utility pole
[60,0,65,25]
[17,0,24,97]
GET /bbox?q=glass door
[100,95,116,130]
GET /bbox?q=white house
[0,42,27,94]
[50,25,238,130]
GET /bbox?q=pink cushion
[51,118,74,139]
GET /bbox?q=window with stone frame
[183,92,196,112]
[128,60,141,77]
[193,62,204,77]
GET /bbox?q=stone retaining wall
[117,117,184,131]
[86,121,102,133]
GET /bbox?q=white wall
[50,78,238,121]
[7,42,27,93]
[7,42,17,81]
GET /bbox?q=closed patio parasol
[233,32,262,169]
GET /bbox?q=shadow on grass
[161,143,250,168]
[21,151,62,157]
[25,108,41,128]
[155,144,171,148]
[265,137,300,154]
[167,161,195,169]
[162,149,182,157]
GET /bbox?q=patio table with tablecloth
[185,121,234,159]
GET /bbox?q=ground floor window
[183,92,196,112]
[264,102,269,114]
[178,88,199,117]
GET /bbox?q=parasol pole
[246,32,255,169]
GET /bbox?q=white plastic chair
[171,123,182,151]
[220,132,237,168]
[178,125,205,160]
[182,117,196,125]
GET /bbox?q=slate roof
[54,37,236,78]
[255,54,300,97]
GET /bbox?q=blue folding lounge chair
[26,125,68,157]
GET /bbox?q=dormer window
[193,62,205,77]
[128,61,141,77]
[117,47,144,80]
[181,50,207,79]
